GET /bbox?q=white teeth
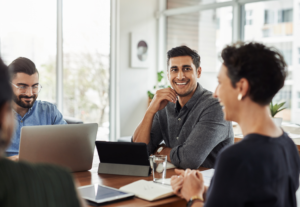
[176,83,187,85]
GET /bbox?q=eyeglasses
[11,83,42,94]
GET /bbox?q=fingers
[195,171,203,179]
[184,168,192,177]
[171,175,183,196]
[174,169,185,176]
[8,155,19,162]
[167,87,178,98]
[171,175,183,185]
[155,88,177,102]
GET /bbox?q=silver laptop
[19,123,98,172]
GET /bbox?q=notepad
[119,169,215,201]
[120,180,174,201]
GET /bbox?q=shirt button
[176,137,179,140]
[20,120,23,123]
[178,118,181,121]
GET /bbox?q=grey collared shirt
[148,83,234,169]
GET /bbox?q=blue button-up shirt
[6,100,67,156]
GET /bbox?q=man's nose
[177,70,185,80]
[25,87,33,96]
[213,86,219,98]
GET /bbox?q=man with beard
[133,46,233,169]
[6,57,67,160]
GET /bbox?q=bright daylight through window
[167,0,300,124]
[0,0,110,140]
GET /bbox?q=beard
[13,93,37,108]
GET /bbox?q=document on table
[201,169,215,186]
[120,180,173,201]
[288,133,300,139]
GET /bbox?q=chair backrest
[64,116,83,124]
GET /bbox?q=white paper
[161,169,215,187]
[120,180,173,201]
[201,169,215,186]
[288,133,300,139]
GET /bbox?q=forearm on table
[157,147,172,162]
[132,110,156,144]
[170,145,207,169]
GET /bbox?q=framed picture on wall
[131,32,149,68]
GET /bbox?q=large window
[63,0,110,141]
[0,0,110,139]
[167,2,232,72]
[243,0,294,122]
[0,0,56,103]
[165,0,300,124]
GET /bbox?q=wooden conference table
[74,163,208,207]
[73,124,300,206]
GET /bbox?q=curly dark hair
[167,46,201,69]
[221,42,287,105]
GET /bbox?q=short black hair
[167,46,201,69]
[221,42,286,105]
[0,58,12,107]
[8,57,38,78]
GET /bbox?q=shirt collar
[13,100,37,119]
[174,83,203,112]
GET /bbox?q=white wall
[199,72,219,93]
[119,0,157,137]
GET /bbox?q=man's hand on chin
[7,155,19,161]
[147,88,178,114]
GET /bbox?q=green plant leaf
[276,108,286,114]
[277,102,286,110]
[157,71,164,83]
[270,100,286,117]
[147,91,154,99]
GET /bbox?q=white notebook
[119,169,215,201]
[120,180,174,201]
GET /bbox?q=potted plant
[270,101,286,127]
[147,71,169,106]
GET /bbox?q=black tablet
[95,141,151,176]
[95,141,150,166]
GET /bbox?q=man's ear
[236,78,249,98]
[196,67,202,78]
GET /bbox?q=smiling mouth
[175,81,189,85]
[21,97,33,102]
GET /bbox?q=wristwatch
[156,146,164,154]
[186,196,204,207]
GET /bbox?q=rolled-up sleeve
[147,113,164,155]
[170,102,230,169]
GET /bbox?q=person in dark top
[170,42,300,207]
[133,46,233,169]
[0,57,87,207]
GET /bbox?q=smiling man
[133,46,233,169]
[6,57,67,160]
